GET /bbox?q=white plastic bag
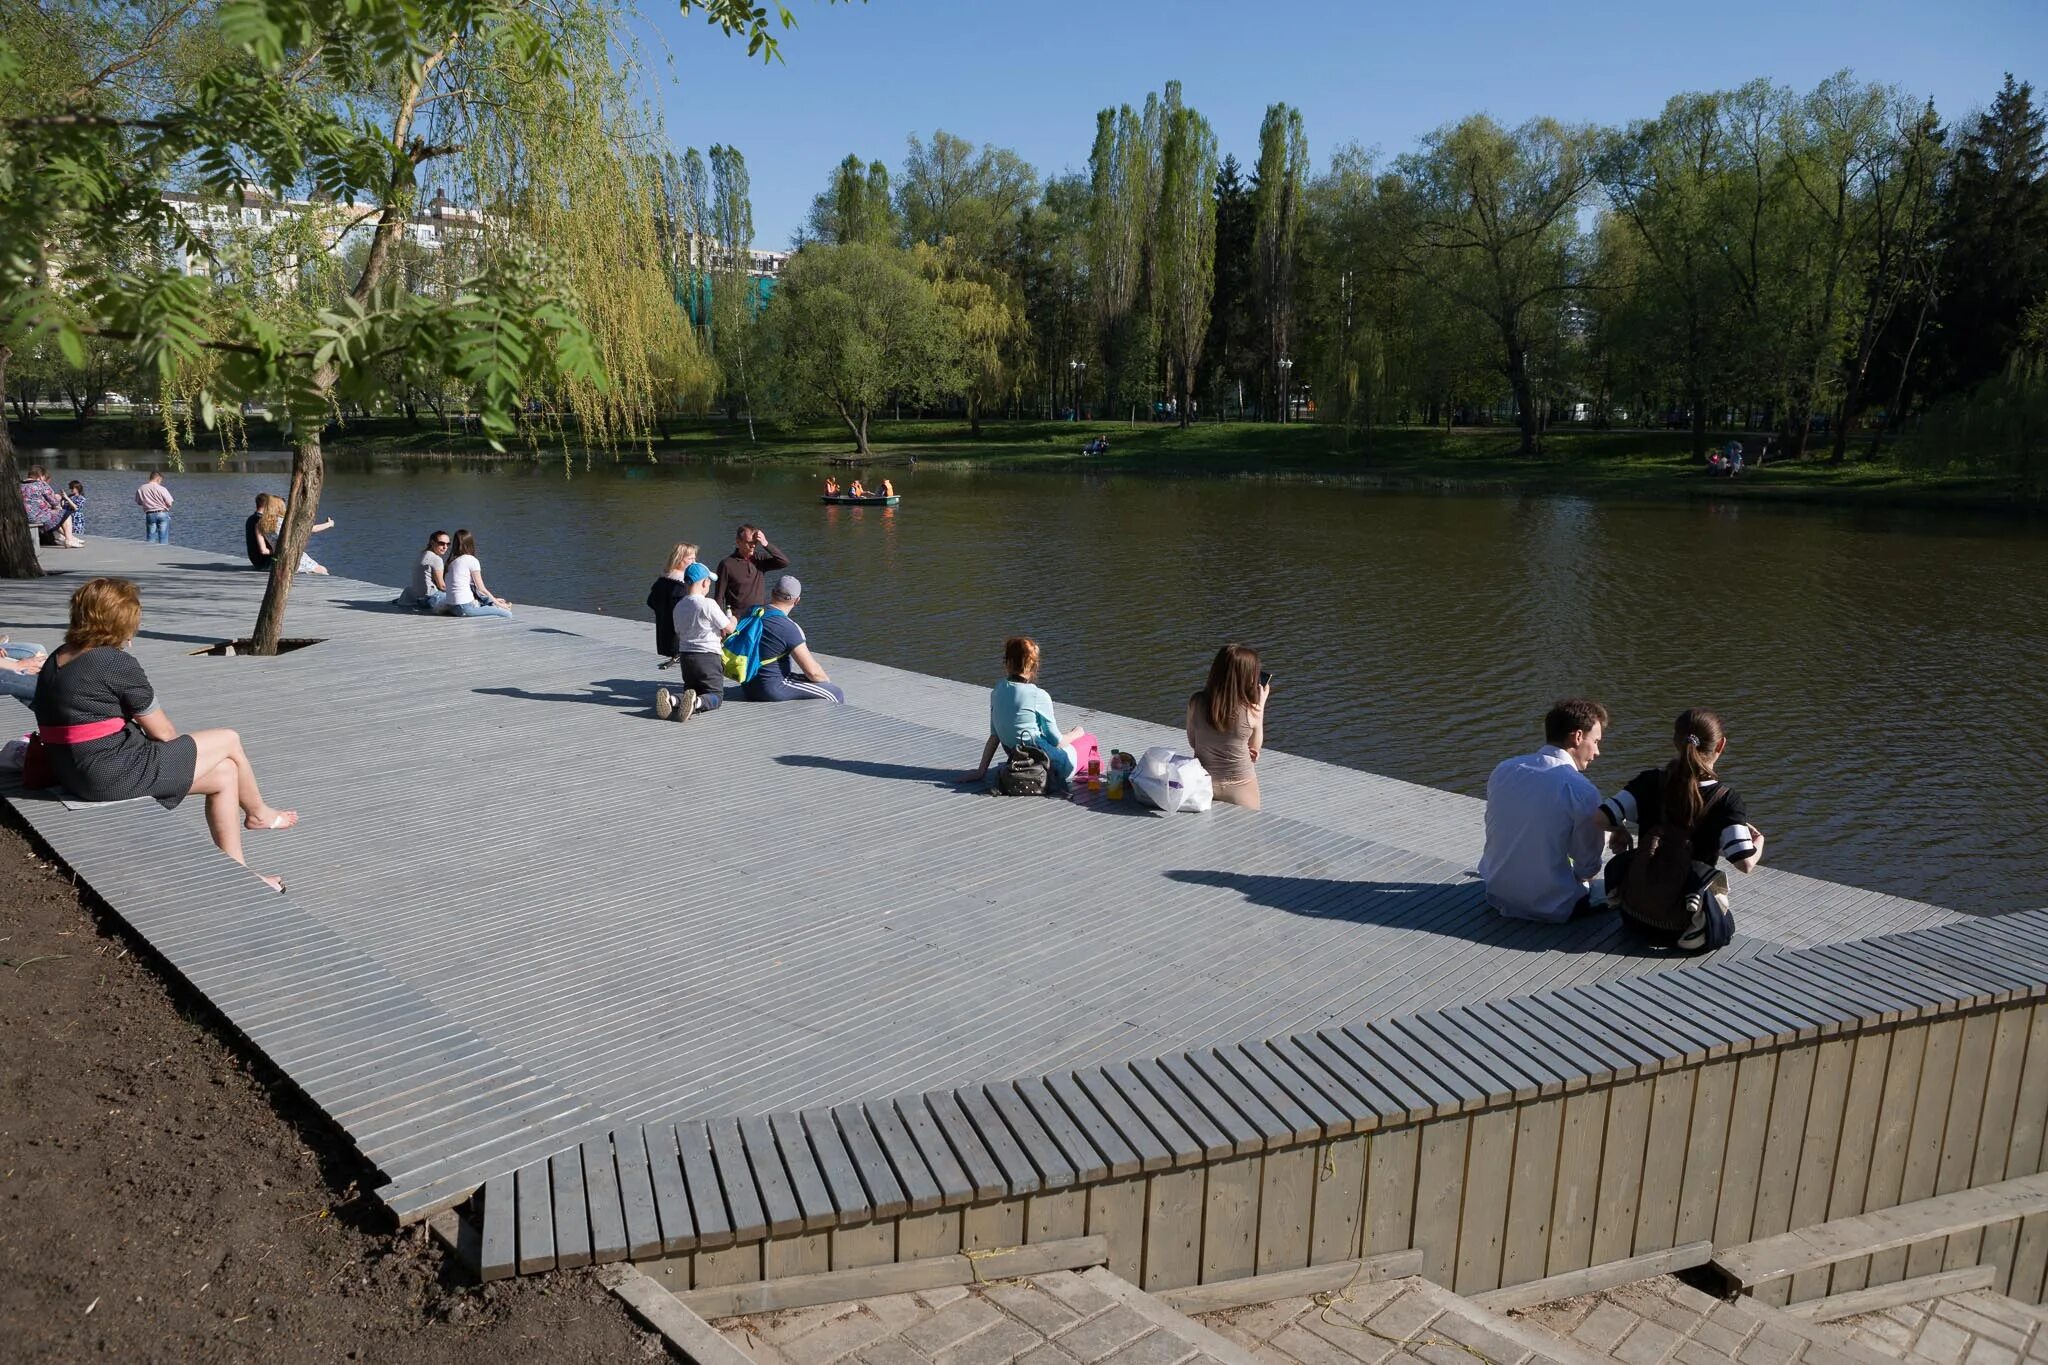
[1131,746,1213,813]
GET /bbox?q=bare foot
[259,874,285,894]
[245,808,299,831]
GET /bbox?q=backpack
[1618,786,1730,934]
[720,606,769,683]
[996,744,1051,797]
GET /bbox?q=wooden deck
[0,542,1972,1235]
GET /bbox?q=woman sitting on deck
[962,636,1092,789]
[1592,707,1765,953]
[20,466,83,548]
[646,542,697,664]
[1186,644,1269,810]
[32,577,297,892]
[248,493,333,574]
[439,529,514,619]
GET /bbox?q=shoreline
[19,415,2036,515]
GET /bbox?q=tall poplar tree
[709,143,758,438]
[1157,96,1219,428]
[1253,103,1309,420]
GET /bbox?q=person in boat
[646,542,698,665]
[33,577,297,893]
[848,479,868,498]
[823,478,841,496]
[880,479,895,497]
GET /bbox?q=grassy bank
[17,410,2029,510]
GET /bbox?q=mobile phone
[1259,670,1274,689]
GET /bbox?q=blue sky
[633,0,2045,247]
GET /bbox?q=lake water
[32,448,2048,913]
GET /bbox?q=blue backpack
[721,606,769,683]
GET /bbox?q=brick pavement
[1830,1291,2048,1365]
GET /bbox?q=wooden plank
[479,1173,516,1281]
[890,1098,973,1207]
[1365,1125,1419,1256]
[1475,1240,1713,1311]
[1750,1045,1819,1306]
[1865,1023,1933,1288]
[615,1126,665,1260]
[1255,1143,1315,1274]
[1783,1264,2000,1322]
[1785,1038,1855,1304]
[771,1111,837,1232]
[515,1159,555,1275]
[1286,1033,1401,1119]
[960,1197,1024,1250]
[1310,1134,1370,1266]
[1013,1076,1109,1187]
[1156,1250,1425,1312]
[1713,1170,2048,1288]
[1087,1178,1147,1283]
[1026,1189,1087,1242]
[830,1104,911,1217]
[896,1209,961,1261]
[2006,1007,2048,1182]
[1043,1071,1143,1178]
[1591,1081,1652,1266]
[1144,1167,1205,1290]
[1453,1106,1515,1294]
[828,1221,894,1270]
[603,1264,756,1365]
[1547,1088,1608,1277]
[1714,1051,1780,1249]
[955,1085,1041,1196]
[1142,1056,1254,1159]
[709,1118,769,1242]
[764,1232,831,1279]
[1200,1155,1261,1285]
[1903,1017,1972,1278]
[1675,1061,1735,1248]
[1956,1007,2034,1272]
[1241,1043,1352,1137]
[643,1122,694,1255]
[1818,1031,1892,1296]
[738,1117,803,1236]
[799,1108,868,1219]
[924,1090,1006,1202]
[584,1136,630,1265]
[1082,1065,1180,1171]
[985,1083,1077,1190]
[678,1235,1110,1319]
[2010,1212,2048,1305]
[859,1101,941,1214]
[1500,1098,1563,1289]
[677,1120,734,1249]
[1412,1115,1470,1286]
[552,1144,596,1267]
[1633,1067,1698,1257]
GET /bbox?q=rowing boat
[820,494,901,506]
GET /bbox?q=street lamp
[1069,358,1086,420]
[1277,357,1293,424]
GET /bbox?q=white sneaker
[676,688,698,724]
[654,687,677,721]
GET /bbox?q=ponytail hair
[1662,708,1725,828]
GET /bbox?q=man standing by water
[135,472,174,543]
[715,524,790,618]
[1477,698,1611,922]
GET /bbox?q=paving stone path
[1830,1291,2048,1365]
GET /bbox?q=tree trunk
[252,435,325,655]
[1504,335,1539,456]
[0,346,47,579]
[968,391,982,438]
[1179,361,1193,430]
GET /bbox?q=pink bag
[1068,731,1100,778]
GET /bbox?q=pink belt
[37,718,126,745]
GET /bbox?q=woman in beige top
[1186,643,1269,810]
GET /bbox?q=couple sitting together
[1479,698,1766,953]
[399,529,513,618]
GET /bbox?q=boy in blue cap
[655,561,736,722]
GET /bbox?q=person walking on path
[1477,698,1611,923]
[714,524,789,619]
[740,576,843,703]
[136,472,174,542]
[32,577,297,893]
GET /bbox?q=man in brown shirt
[714,524,790,618]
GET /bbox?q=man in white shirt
[1478,698,1611,923]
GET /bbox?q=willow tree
[1156,97,1218,429]
[915,239,1026,435]
[0,0,815,625]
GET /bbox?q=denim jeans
[445,596,513,619]
[0,641,45,701]
[144,510,170,542]
[397,590,447,613]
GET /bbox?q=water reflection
[35,448,2048,912]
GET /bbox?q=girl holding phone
[1187,644,1270,810]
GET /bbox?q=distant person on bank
[655,562,734,722]
[32,577,296,892]
[399,530,451,611]
[646,542,699,667]
[1187,644,1269,810]
[714,524,789,618]
[741,576,843,703]
[64,481,88,538]
[136,471,174,542]
[1593,708,1764,952]
[19,465,82,548]
[1477,698,1611,922]
[962,635,1089,787]
[438,529,513,618]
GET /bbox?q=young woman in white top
[439,529,513,618]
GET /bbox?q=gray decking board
[0,541,1984,1231]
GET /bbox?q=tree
[898,130,1036,263]
[805,153,897,246]
[759,243,961,455]
[709,143,759,438]
[916,240,1025,435]
[1203,154,1257,417]
[1156,96,1218,429]
[1,0,823,609]
[1252,103,1309,420]
[1394,114,1599,455]
[1087,101,1157,419]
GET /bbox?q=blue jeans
[445,597,513,619]
[397,590,446,612]
[145,511,170,542]
[0,641,45,701]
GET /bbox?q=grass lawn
[17,409,2026,509]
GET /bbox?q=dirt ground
[0,814,663,1363]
